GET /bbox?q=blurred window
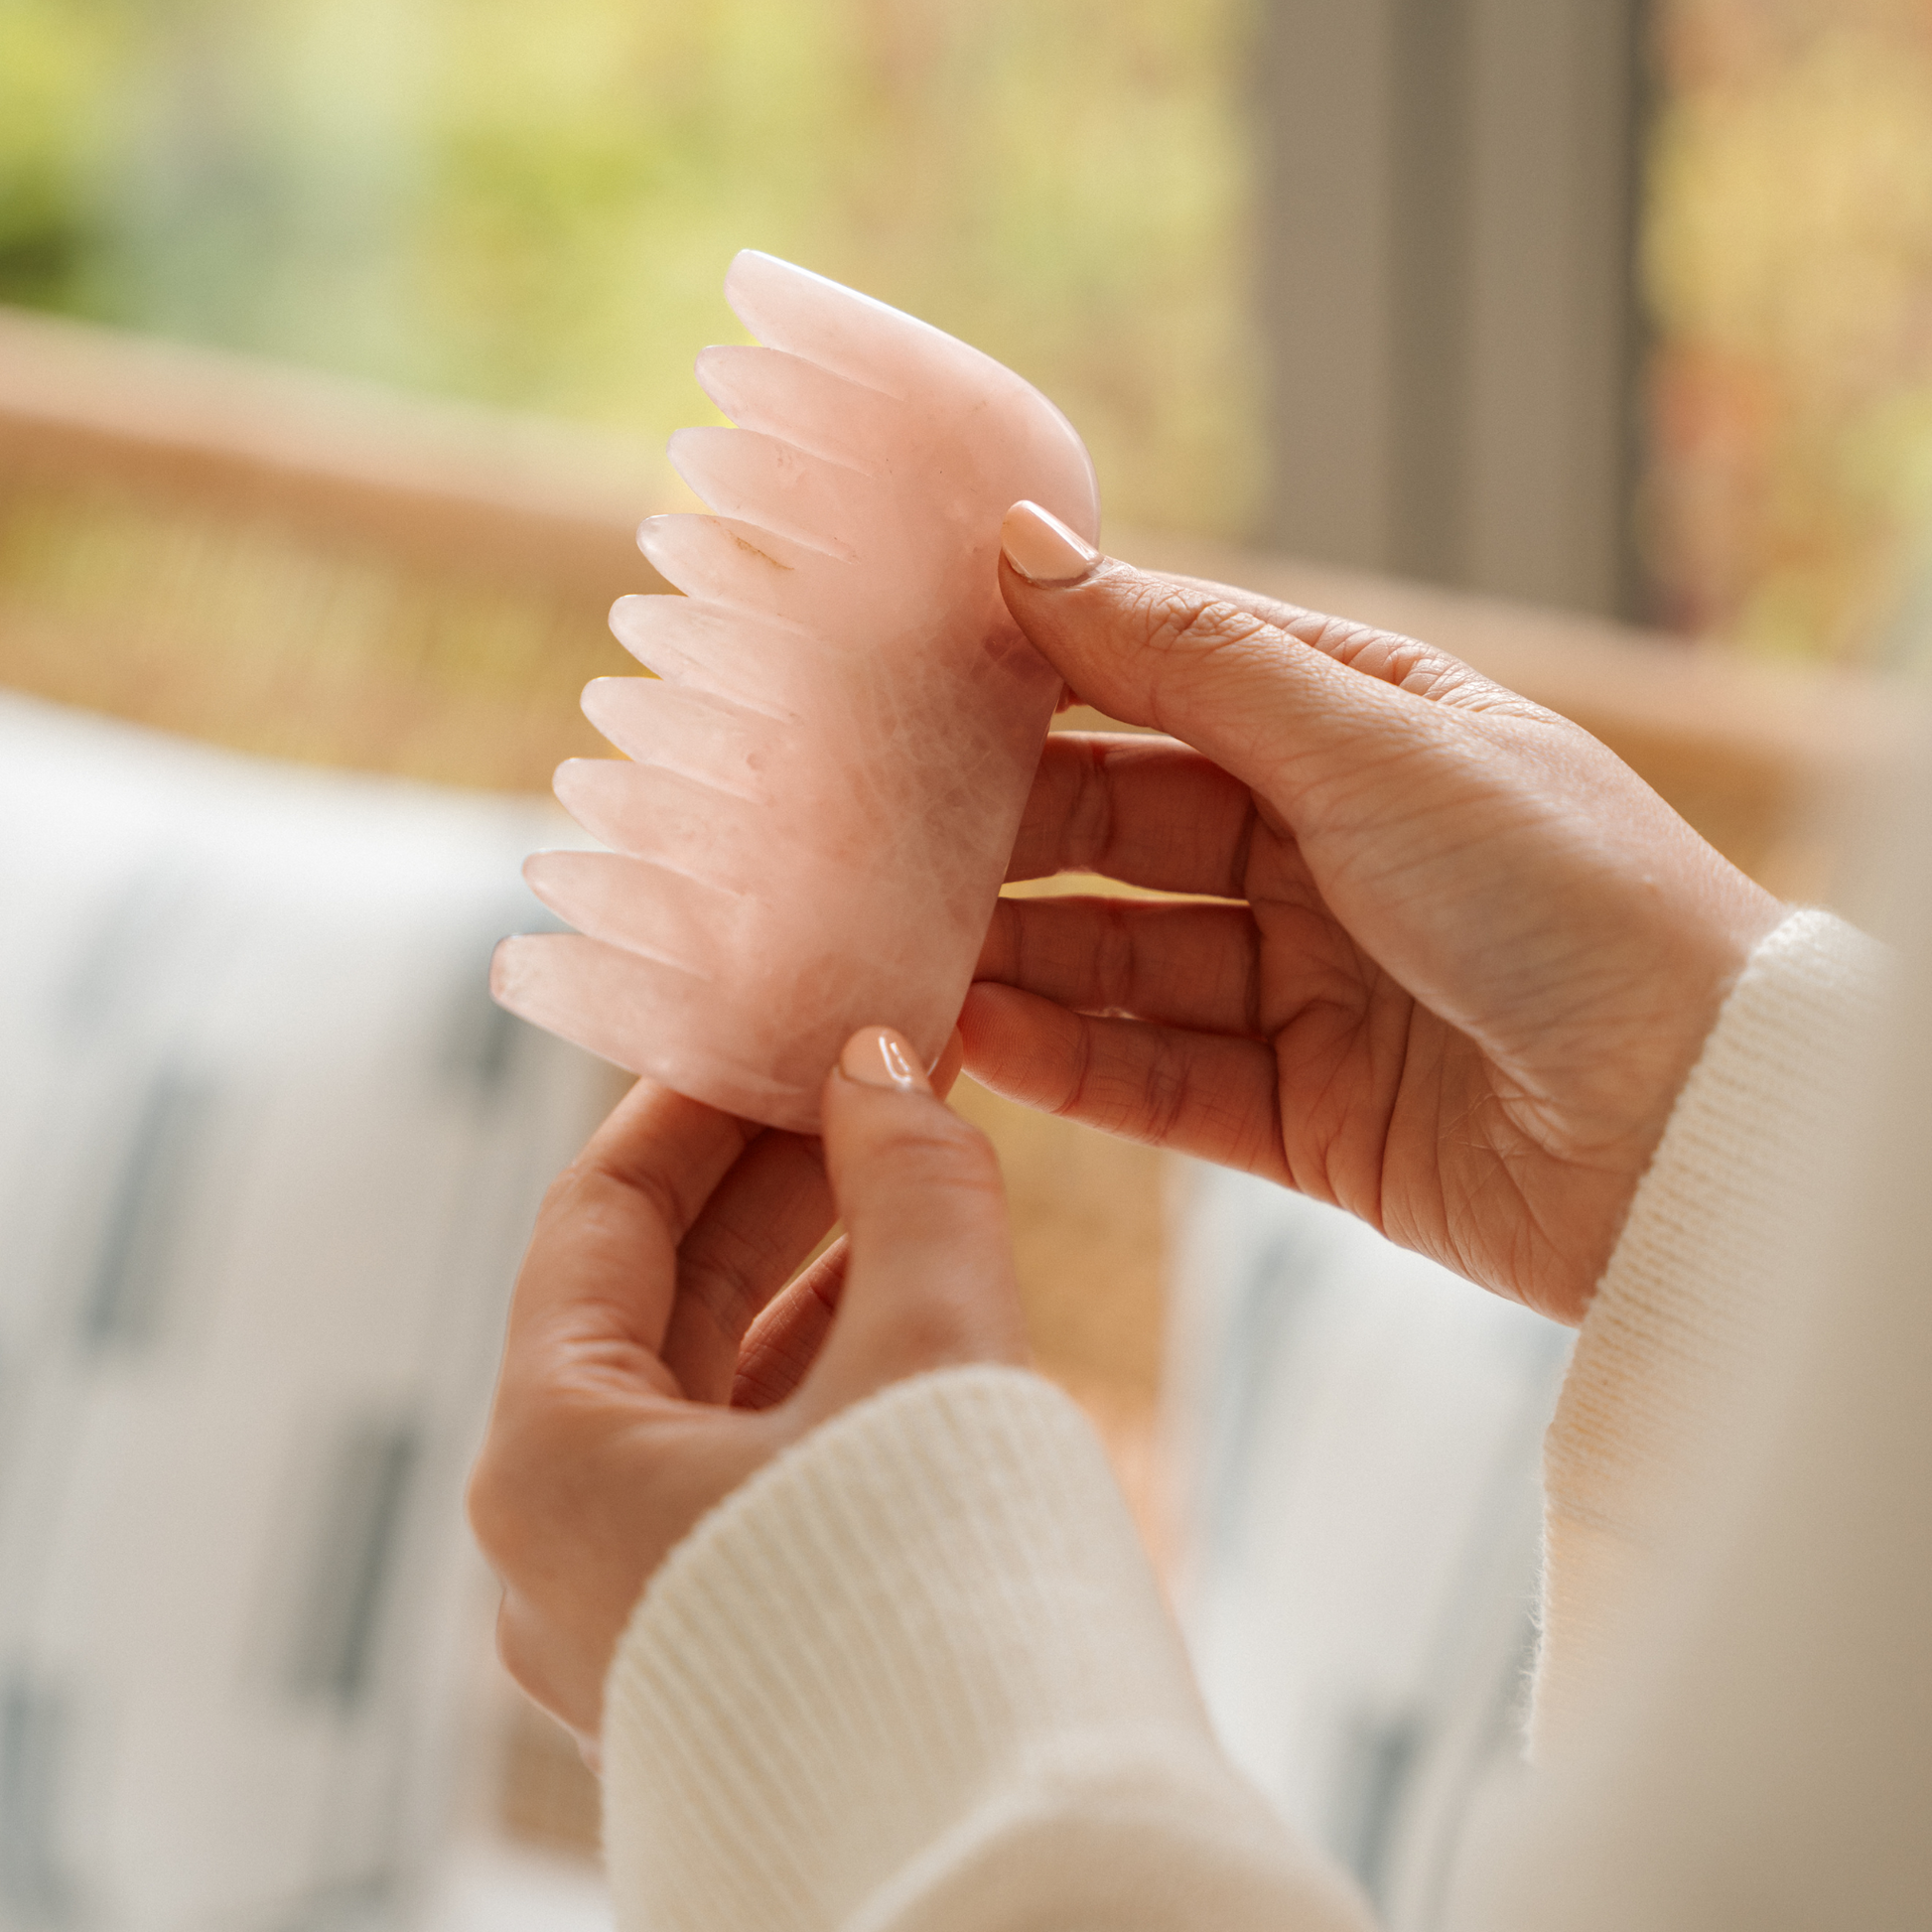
[0,0,1262,542]
[1643,0,1932,664]
[7,0,1932,664]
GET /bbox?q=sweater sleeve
[1533,905,1887,1748]
[600,1364,1374,1932]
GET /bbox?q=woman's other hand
[970,502,1785,1326]
[467,1026,1024,1754]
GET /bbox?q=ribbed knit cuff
[1536,906,1886,1743]
[600,1365,1369,1932]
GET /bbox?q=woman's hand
[969,503,1786,1326]
[467,1026,1025,1754]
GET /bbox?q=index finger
[1008,732,1257,897]
[501,1079,757,1376]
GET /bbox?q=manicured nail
[1001,499,1099,586]
[840,1026,930,1093]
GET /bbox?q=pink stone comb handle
[489,251,1100,1130]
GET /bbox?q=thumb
[795,1027,1027,1420]
[998,498,1433,805]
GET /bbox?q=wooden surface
[0,305,1890,1854]
[2,301,1887,881]
[0,305,666,790]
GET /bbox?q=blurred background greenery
[6,0,1932,664]
[0,0,1262,538]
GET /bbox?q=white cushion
[1168,1169,1571,1931]
[0,695,611,1929]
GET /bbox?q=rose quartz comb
[489,251,1099,1130]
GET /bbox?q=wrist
[1539,869,1789,1323]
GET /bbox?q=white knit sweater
[600,903,1931,1928]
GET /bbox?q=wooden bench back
[0,305,665,790]
[3,303,1882,895]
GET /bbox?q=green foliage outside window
[0,0,1264,544]
[13,0,1932,666]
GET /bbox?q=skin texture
[471,536,1782,1749]
[968,553,1786,1327]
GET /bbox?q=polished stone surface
[491,251,1099,1129]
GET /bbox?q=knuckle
[1118,582,1291,741]
[465,1401,587,1574]
[883,1296,977,1367]
[897,1120,999,1187]
[866,1111,1004,1200]
[1310,613,1380,660]
[465,1453,523,1571]
[529,1168,582,1232]
[1094,897,1137,1013]
[1141,1032,1193,1144]
[1069,738,1115,871]
[582,1152,685,1239]
[678,1225,773,1340]
[1139,582,1274,661]
[492,1597,548,1703]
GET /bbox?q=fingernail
[1001,499,1099,586]
[839,1026,931,1094]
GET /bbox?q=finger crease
[1080,740,1116,874]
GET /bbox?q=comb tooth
[636,513,845,620]
[523,850,751,978]
[723,250,930,398]
[581,677,784,801]
[608,596,815,721]
[723,254,1103,549]
[552,757,784,891]
[668,427,879,562]
[694,345,897,475]
[490,929,707,1073]
[490,933,813,1126]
